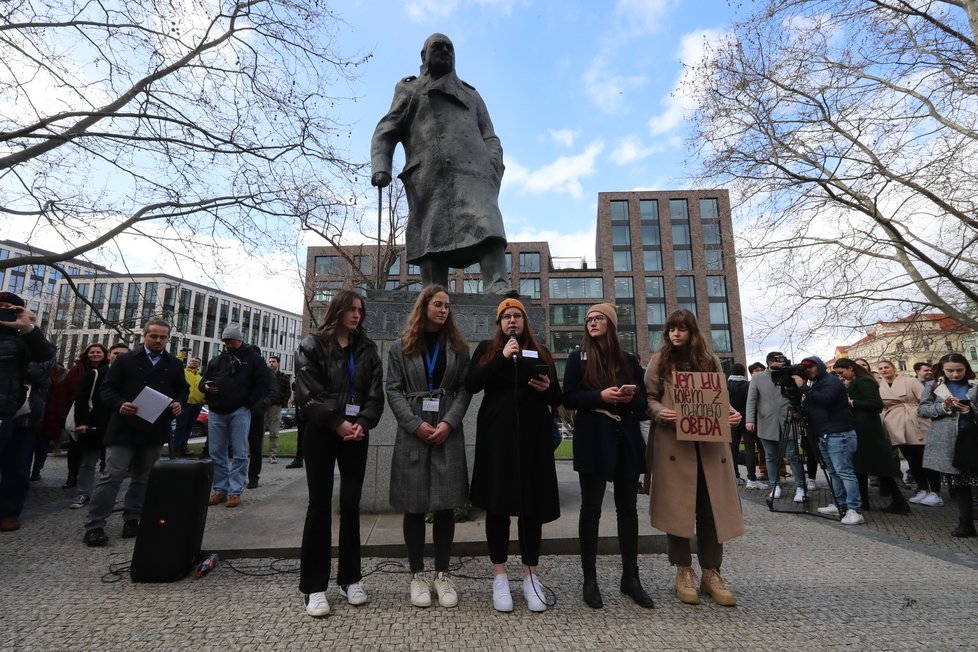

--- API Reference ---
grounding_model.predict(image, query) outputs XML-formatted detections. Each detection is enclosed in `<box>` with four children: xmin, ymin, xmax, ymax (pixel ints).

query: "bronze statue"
<box><xmin>371</xmin><ymin>33</ymin><xmax>510</xmax><ymax>294</ymax></box>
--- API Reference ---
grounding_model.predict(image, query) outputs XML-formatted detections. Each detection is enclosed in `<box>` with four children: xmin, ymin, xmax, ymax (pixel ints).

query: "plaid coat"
<box><xmin>385</xmin><ymin>338</ymin><xmax>472</xmax><ymax>512</ymax></box>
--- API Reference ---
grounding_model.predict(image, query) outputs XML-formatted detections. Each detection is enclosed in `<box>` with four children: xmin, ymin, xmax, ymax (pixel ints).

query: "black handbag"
<box><xmin>952</xmin><ymin>416</ymin><xmax>978</xmax><ymax>475</ymax></box>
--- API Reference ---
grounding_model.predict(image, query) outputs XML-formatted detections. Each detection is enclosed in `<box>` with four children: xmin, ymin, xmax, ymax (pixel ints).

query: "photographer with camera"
<box><xmin>793</xmin><ymin>357</ymin><xmax>864</xmax><ymax>524</ymax></box>
<box><xmin>746</xmin><ymin>352</ymin><xmax>808</xmax><ymax>501</ymax></box>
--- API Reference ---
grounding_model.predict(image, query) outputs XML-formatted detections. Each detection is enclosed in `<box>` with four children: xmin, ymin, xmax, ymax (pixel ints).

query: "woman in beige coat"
<box><xmin>877</xmin><ymin>360</ymin><xmax>942</xmax><ymax>506</ymax></box>
<box><xmin>644</xmin><ymin>309</ymin><xmax>744</xmax><ymax>607</ymax></box>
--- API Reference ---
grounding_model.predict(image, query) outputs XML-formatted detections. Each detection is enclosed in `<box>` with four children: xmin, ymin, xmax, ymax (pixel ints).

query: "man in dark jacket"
<box><xmin>0</xmin><ymin>292</ymin><xmax>56</xmax><ymax>532</ymax></box>
<box><xmin>793</xmin><ymin>356</ymin><xmax>863</xmax><ymax>525</ymax></box>
<box><xmin>83</xmin><ymin>318</ymin><xmax>189</xmax><ymax>546</ymax></box>
<box><xmin>201</xmin><ymin>323</ymin><xmax>270</xmax><ymax>507</ymax></box>
<box><xmin>246</xmin><ymin>348</ymin><xmax>279</xmax><ymax>489</ymax></box>
<box><xmin>264</xmin><ymin>355</ymin><xmax>291</xmax><ymax>464</ymax></box>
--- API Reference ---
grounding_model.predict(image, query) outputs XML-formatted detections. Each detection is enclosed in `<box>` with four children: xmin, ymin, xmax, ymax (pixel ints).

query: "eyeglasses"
<box><xmin>585</xmin><ymin>315</ymin><xmax>607</xmax><ymax>324</ymax></box>
<box><xmin>500</xmin><ymin>312</ymin><xmax>523</xmax><ymax>321</ymax></box>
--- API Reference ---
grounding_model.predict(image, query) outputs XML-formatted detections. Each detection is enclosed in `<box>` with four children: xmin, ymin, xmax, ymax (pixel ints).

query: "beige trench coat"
<box><xmin>644</xmin><ymin>354</ymin><xmax>745</xmax><ymax>543</ymax></box>
<box><xmin>879</xmin><ymin>375</ymin><xmax>928</xmax><ymax>446</ymax></box>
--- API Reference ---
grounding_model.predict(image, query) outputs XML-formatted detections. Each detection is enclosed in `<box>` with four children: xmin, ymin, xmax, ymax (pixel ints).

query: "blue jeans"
<box><xmin>0</xmin><ymin>418</ymin><xmax>34</xmax><ymax>519</ymax></box>
<box><xmin>760</xmin><ymin>437</ymin><xmax>806</xmax><ymax>490</ymax></box>
<box><xmin>818</xmin><ymin>430</ymin><xmax>861</xmax><ymax>512</ymax></box>
<box><xmin>172</xmin><ymin>403</ymin><xmax>204</xmax><ymax>451</ymax></box>
<box><xmin>208</xmin><ymin>406</ymin><xmax>251</xmax><ymax>496</ymax></box>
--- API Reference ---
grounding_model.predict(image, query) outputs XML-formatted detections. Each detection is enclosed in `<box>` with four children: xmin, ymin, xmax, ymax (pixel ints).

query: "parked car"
<box><xmin>558</xmin><ymin>422</ymin><xmax>573</xmax><ymax>440</ymax></box>
<box><xmin>190</xmin><ymin>405</ymin><xmax>209</xmax><ymax>438</ymax></box>
<box><xmin>280</xmin><ymin>407</ymin><xmax>296</xmax><ymax>429</ymax></box>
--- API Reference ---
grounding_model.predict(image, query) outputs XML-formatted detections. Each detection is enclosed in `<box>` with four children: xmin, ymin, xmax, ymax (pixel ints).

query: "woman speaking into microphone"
<box><xmin>465</xmin><ymin>297</ymin><xmax>561</xmax><ymax>613</ymax></box>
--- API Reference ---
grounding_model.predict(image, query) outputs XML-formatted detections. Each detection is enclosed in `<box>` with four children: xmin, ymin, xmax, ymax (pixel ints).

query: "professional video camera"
<box><xmin>766</xmin><ymin>354</ymin><xmax>806</xmax><ymax>405</ymax></box>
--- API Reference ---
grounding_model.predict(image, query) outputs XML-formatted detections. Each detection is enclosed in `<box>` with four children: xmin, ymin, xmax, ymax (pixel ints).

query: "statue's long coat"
<box><xmin>371</xmin><ymin>71</ymin><xmax>506</xmax><ymax>267</ymax></box>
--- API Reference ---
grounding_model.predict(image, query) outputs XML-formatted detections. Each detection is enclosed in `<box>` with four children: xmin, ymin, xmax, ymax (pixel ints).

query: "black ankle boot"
<box><xmin>620</xmin><ymin>573</ymin><xmax>655</xmax><ymax>609</ymax></box>
<box><xmin>583</xmin><ymin>576</ymin><xmax>603</xmax><ymax>609</ymax></box>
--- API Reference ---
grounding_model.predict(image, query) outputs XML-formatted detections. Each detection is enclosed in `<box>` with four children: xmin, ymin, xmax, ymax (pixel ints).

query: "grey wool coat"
<box><xmin>745</xmin><ymin>369</ymin><xmax>790</xmax><ymax>442</ymax></box>
<box><xmin>385</xmin><ymin>338</ymin><xmax>473</xmax><ymax>513</ymax></box>
<box><xmin>919</xmin><ymin>381</ymin><xmax>978</xmax><ymax>476</ymax></box>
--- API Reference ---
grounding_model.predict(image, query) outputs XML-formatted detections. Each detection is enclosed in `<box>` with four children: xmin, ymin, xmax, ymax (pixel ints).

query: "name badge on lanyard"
<box><xmin>345</xmin><ymin>348</ymin><xmax>359</xmax><ymax>418</ymax></box>
<box><xmin>423</xmin><ymin>340</ymin><xmax>441</xmax><ymax>413</ymax></box>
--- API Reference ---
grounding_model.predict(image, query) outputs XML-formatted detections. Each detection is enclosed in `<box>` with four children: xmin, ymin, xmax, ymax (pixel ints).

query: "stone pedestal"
<box><xmin>357</xmin><ymin>290</ymin><xmax>542</xmax><ymax>512</ymax></box>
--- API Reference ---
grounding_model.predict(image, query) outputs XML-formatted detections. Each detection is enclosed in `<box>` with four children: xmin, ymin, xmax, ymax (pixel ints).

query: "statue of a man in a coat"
<box><xmin>371</xmin><ymin>33</ymin><xmax>511</xmax><ymax>294</ymax></box>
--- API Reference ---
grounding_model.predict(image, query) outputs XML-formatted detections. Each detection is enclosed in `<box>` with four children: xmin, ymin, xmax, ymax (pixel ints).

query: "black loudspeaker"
<box><xmin>130</xmin><ymin>458</ymin><xmax>214</xmax><ymax>582</ymax></box>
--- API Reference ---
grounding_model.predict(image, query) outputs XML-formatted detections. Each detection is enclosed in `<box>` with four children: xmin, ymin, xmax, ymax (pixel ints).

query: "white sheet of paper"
<box><xmin>132</xmin><ymin>386</ymin><xmax>173</xmax><ymax>423</ymax></box>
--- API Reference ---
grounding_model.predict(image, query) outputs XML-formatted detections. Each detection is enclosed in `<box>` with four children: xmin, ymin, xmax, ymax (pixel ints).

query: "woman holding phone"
<box><xmin>644</xmin><ymin>309</ymin><xmax>743</xmax><ymax>607</ymax></box>
<box><xmin>465</xmin><ymin>297</ymin><xmax>561</xmax><ymax>613</ymax></box>
<box><xmin>562</xmin><ymin>303</ymin><xmax>653</xmax><ymax>609</ymax></box>
<box><xmin>386</xmin><ymin>285</ymin><xmax>472</xmax><ymax>608</ymax></box>
<box><xmin>294</xmin><ymin>290</ymin><xmax>385</xmax><ymax>617</ymax></box>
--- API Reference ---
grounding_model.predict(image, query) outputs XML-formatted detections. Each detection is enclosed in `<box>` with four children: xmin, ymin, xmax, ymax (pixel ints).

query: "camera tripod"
<box><xmin>765</xmin><ymin>405</ymin><xmax>844</xmax><ymax>518</ymax></box>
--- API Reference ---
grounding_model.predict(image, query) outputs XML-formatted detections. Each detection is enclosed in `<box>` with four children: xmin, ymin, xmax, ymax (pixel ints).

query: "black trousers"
<box><xmin>486</xmin><ymin>512</ymin><xmax>542</xmax><ymax>567</ymax></box>
<box><xmin>578</xmin><ymin>448</ymin><xmax>639</xmax><ymax>577</ymax></box>
<box><xmin>857</xmin><ymin>472</ymin><xmax>908</xmax><ymax>509</ymax></box>
<box><xmin>247</xmin><ymin>409</ymin><xmax>263</xmax><ymax>483</ymax></box>
<box><xmin>729</xmin><ymin>424</ymin><xmax>758</xmax><ymax>481</ymax></box>
<box><xmin>667</xmin><ymin>445</ymin><xmax>723</xmax><ymax>568</ymax></box>
<box><xmin>403</xmin><ymin>510</ymin><xmax>454</xmax><ymax>573</ymax></box>
<box><xmin>295</xmin><ymin>411</ymin><xmax>306</xmax><ymax>461</ymax></box>
<box><xmin>298</xmin><ymin>430</ymin><xmax>368</xmax><ymax>594</ymax></box>
<box><xmin>899</xmin><ymin>444</ymin><xmax>941</xmax><ymax>493</ymax></box>
<box><xmin>955</xmin><ymin>485</ymin><xmax>975</xmax><ymax>529</ymax></box>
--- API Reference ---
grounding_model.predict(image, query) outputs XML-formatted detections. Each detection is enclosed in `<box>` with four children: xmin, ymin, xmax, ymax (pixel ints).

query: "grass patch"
<box><xmin>554</xmin><ymin>439</ymin><xmax>573</xmax><ymax>461</ymax></box>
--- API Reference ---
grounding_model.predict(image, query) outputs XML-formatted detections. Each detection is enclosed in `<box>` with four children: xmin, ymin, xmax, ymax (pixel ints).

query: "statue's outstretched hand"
<box><xmin>371</xmin><ymin>171</ymin><xmax>392</xmax><ymax>188</ymax></box>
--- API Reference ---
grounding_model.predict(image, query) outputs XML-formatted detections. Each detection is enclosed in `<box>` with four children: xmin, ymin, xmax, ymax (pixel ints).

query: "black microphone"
<box><xmin>508</xmin><ymin>328</ymin><xmax>518</xmax><ymax>364</ymax></box>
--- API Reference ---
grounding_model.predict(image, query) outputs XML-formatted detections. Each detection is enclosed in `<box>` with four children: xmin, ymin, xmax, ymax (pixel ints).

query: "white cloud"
<box><xmin>406</xmin><ymin>0</ymin><xmax>460</xmax><ymax>21</ymax></box>
<box><xmin>648</xmin><ymin>28</ymin><xmax>728</xmax><ymax>136</ymax></box>
<box><xmin>503</xmin><ymin>140</ymin><xmax>605</xmax><ymax>198</ymax></box>
<box><xmin>609</xmin><ymin>135</ymin><xmax>659</xmax><ymax>165</ymax></box>
<box><xmin>547</xmin><ymin>129</ymin><xmax>579</xmax><ymax>148</ymax></box>
<box><xmin>506</xmin><ymin>226</ymin><xmax>596</xmax><ymax>265</ymax></box>
<box><xmin>611</xmin><ymin>0</ymin><xmax>674</xmax><ymax>39</ymax></box>
<box><xmin>582</xmin><ymin>57</ymin><xmax>648</xmax><ymax>115</ymax></box>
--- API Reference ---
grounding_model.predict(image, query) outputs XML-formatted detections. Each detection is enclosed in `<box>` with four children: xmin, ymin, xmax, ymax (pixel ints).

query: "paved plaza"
<box><xmin>3</xmin><ymin>455</ymin><xmax>978</xmax><ymax>651</ymax></box>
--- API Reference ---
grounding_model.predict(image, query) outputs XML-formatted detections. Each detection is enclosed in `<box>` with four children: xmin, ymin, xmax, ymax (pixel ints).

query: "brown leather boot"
<box><xmin>700</xmin><ymin>568</ymin><xmax>736</xmax><ymax>606</ymax></box>
<box><xmin>674</xmin><ymin>566</ymin><xmax>700</xmax><ymax>605</ymax></box>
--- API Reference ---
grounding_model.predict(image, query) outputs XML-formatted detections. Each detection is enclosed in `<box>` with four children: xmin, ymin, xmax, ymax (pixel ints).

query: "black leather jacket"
<box><xmin>294</xmin><ymin>333</ymin><xmax>384</xmax><ymax>434</ymax></box>
<box><xmin>0</xmin><ymin>326</ymin><xmax>56</xmax><ymax>418</ymax></box>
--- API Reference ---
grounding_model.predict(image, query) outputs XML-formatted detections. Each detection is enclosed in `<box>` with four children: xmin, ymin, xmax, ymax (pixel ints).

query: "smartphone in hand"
<box><xmin>618</xmin><ymin>384</ymin><xmax>637</xmax><ymax>392</ymax></box>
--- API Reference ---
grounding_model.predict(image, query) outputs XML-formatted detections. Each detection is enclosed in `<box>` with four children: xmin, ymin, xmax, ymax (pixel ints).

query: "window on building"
<box><xmin>551</xmin><ymin>330</ymin><xmax>584</xmax><ymax>353</ymax></box>
<box><xmin>384</xmin><ymin>280</ymin><xmax>399</xmax><ymax>290</ymax></box>
<box><xmin>970</xmin><ymin>347</ymin><xmax>977</xmax><ymax>361</ymax></box>
<box><xmin>388</xmin><ymin>255</ymin><xmax>401</xmax><ymax>276</ymax></box>
<box><xmin>646</xmin><ymin>276</ymin><xmax>665</xmax><ymax>298</ymax></box>
<box><xmin>617</xmin><ymin>303</ymin><xmax>636</xmax><ymax>326</ymax></box>
<box><xmin>673</xmin><ymin>250</ymin><xmax>693</xmax><ymax>270</ymax></box>
<box><xmin>612</xmin><ymin>251</ymin><xmax>632</xmax><ymax>272</ymax></box>
<box><xmin>649</xmin><ymin>329</ymin><xmax>665</xmax><ymax>350</ymax></box>
<box><xmin>672</xmin><ymin>223</ymin><xmax>691</xmax><ymax>245</ymax></box>
<box><xmin>643</xmin><ymin>250</ymin><xmax>662</xmax><ymax>271</ymax></box>
<box><xmin>642</xmin><ymin>224</ymin><xmax>661</xmax><ymax>245</ymax></box>
<box><xmin>519</xmin><ymin>252</ymin><xmax>541</xmax><ymax>273</ymax></box>
<box><xmin>407</xmin><ymin>264</ymin><xmax>421</xmax><ymax>276</ymax></box>
<box><xmin>647</xmin><ymin>303</ymin><xmax>666</xmax><ymax>326</ymax></box>
<box><xmin>610</xmin><ymin>200</ymin><xmax>629</xmax><ymax>221</ymax></box>
<box><xmin>711</xmin><ymin>329</ymin><xmax>732</xmax><ymax>352</ymax></box>
<box><xmin>699</xmin><ymin>198</ymin><xmax>720</xmax><ymax>220</ymax></box>
<box><xmin>548</xmin><ymin>277</ymin><xmax>603</xmax><ymax>299</ymax></box>
<box><xmin>639</xmin><ymin>199</ymin><xmax>658</xmax><ymax>220</ymax></box>
<box><xmin>505</xmin><ymin>252</ymin><xmax>512</xmax><ymax>272</ymax></box>
<box><xmin>707</xmin><ymin>276</ymin><xmax>727</xmax><ymax>297</ymax></box>
<box><xmin>312</xmin><ymin>280</ymin><xmax>343</xmax><ymax>302</ymax></box>
<box><xmin>898</xmin><ymin>360</ymin><xmax>907</xmax><ymax>371</ymax></box>
<box><xmin>550</xmin><ymin>304</ymin><xmax>591</xmax><ymax>326</ymax></box>
<box><xmin>463</xmin><ymin>279</ymin><xmax>483</xmax><ymax>293</ymax></box>
<box><xmin>519</xmin><ymin>278</ymin><xmax>541</xmax><ymax>299</ymax></box>
<box><xmin>676</xmin><ymin>276</ymin><xmax>697</xmax><ymax>315</ymax></box>
<box><xmin>463</xmin><ymin>262</ymin><xmax>479</xmax><ymax>274</ymax></box>
<box><xmin>896</xmin><ymin>342</ymin><xmax>905</xmax><ymax>354</ymax></box>
<box><xmin>314</xmin><ymin>255</ymin><xmax>343</xmax><ymax>276</ymax></box>
<box><xmin>619</xmin><ymin>330</ymin><xmax>637</xmax><ymax>353</ymax></box>
<box><xmin>355</xmin><ymin>255</ymin><xmax>372</xmax><ymax>276</ymax></box>
<box><xmin>709</xmin><ymin>302</ymin><xmax>729</xmax><ymax>325</ymax></box>
<box><xmin>702</xmin><ymin>223</ymin><xmax>721</xmax><ymax>245</ymax></box>
<box><xmin>668</xmin><ymin>199</ymin><xmax>689</xmax><ymax>220</ymax></box>
<box><xmin>705</xmin><ymin>249</ymin><xmax>723</xmax><ymax>270</ymax></box>
<box><xmin>611</xmin><ymin>225</ymin><xmax>631</xmax><ymax>246</ymax></box>
<box><xmin>614</xmin><ymin>277</ymin><xmax>634</xmax><ymax>299</ymax></box>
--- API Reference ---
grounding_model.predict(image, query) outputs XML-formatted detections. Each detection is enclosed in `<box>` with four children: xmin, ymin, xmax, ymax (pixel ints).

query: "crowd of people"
<box><xmin>3</xmin><ymin>284</ymin><xmax>976</xmax><ymax>620</ymax></box>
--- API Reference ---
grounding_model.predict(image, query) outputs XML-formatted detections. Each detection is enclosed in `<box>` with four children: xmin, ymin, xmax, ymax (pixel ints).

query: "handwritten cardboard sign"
<box><xmin>672</xmin><ymin>371</ymin><xmax>731</xmax><ymax>443</ymax></box>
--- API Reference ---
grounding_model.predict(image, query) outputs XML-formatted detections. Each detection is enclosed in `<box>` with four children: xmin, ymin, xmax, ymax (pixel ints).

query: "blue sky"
<box><xmin>333</xmin><ymin>0</ymin><xmax>739</xmax><ymax>266</ymax></box>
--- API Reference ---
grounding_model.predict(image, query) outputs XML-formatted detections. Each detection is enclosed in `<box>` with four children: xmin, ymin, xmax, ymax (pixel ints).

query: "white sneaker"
<box><xmin>341</xmin><ymin>581</ymin><xmax>368</xmax><ymax>606</ymax></box>
<box><xmin>806</xmin><ymin>479</ymin><xmax>817</xmax><ymax>491</ymax></box>
<box><xmin>793</xmin><ymin>487</ymin><xmax>806</xmax><ymax>503</ymax></box>
<box><xmin>433</xmin><ymin>572</ymin><xmax>458</xmax><ymax>608</ymax></box>
<box><xmin>769</xmin><ymin>485</ymin><xmax>782</xmax><ymax>499</ymax></box>
<box><xmin>523</xmin><ymin>575</ymin><xmax>547</xmax><ymax>612</ymax></box>
<box><xmin>410</xmin><ymin>572</ymin><xmax>432</xmax><ymax>608</ymax></box>
<box><xmin>746</xmin><ymin>480</ymin><xmax>767</xmax><ymax>490</ymax></box>
<box><xmin>69</xmin><ymin>494</ymin><xmax>89</xmax><ymax>509</ymax></box>
<box><xmin>920</xmin><ymin>492</ymin><xmax>944</xmax><ymax>507</ymax></box>
<box><xmin>269</xmin><ymin>454</ymin><xmax>277</xmax><ymax>464</ymax></box>
<box><xmin>908</xmin><ymin>490</ymin><xmax>927</xmax><ymax>504</ymax></box>
<box><xmin>305</xmin><ymin>592</ymin><xmax>330</xmax><ymax>617</ymax></box>
<box><xmin>817</xmin><ymin>504</ymin><xmax>840</xmax><ymax>516</ymax></box>
<box><xmin>840</xmin><ymin>510</ymin><xmax>865</xmax><ymax>525</ymax></box>
<box><xmin>736</xmin><ymin>477</ymin><xmax>746</xmax><ymax>486</ymax></box>
<box><xmin>492</xmin><ymin>574</ymin><xmax>513</xmax><ymax>612</ymax></box>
